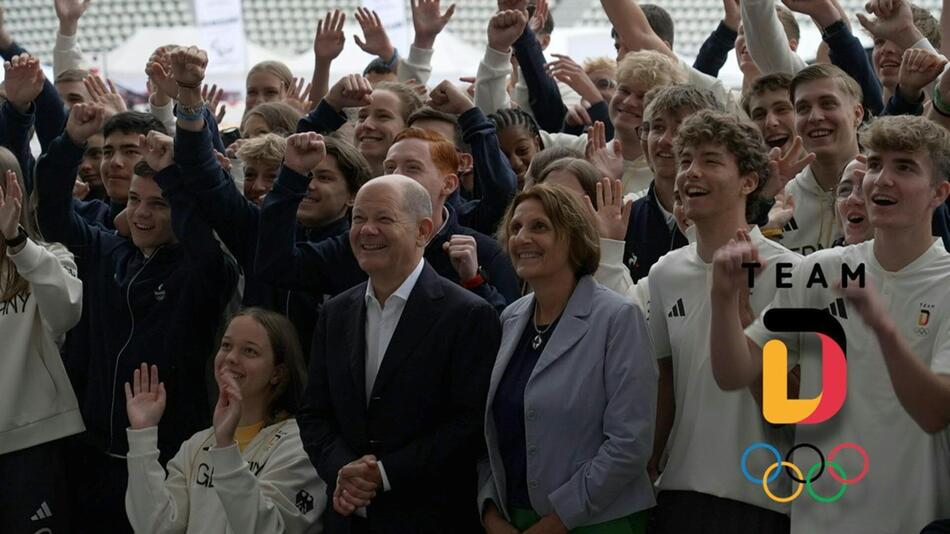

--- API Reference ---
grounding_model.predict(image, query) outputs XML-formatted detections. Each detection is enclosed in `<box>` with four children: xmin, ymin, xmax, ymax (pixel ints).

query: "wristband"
<box><xmin>384</xmin><ymin>48</ymin><xmax>399</xmax><ymax>70</ymax></box>
<box><xmin>461</xmin><ymin>273</ymin><xmax>485</xmax><ymax>289</ymax></box>
<box><xmin>932</xmin><ymin>83</ymin><xmax>950</xmax><ymax>116</ymax></box>
<box><xmin>4</xmin><ymin>225</ymin><xmax>28</xmax><ymax>249</ymax></box>
<box><xmin>175</xmin><ymin>101</ymin><xmax>205</xmax><ymax>121</ymax></box>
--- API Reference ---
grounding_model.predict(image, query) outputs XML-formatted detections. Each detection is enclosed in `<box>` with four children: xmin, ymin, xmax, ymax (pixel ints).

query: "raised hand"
<box><xmin>124</xmin><ymin>363</ymin><xmax>167</xmax><ymax>430</ymax></box>
<box><xmin>427</xmin><ymin>80</ymin><xmax>475</xmax><ymax>115</ymax></box>
<box><xmin>146</xmin><ymin>44</ymin><xmax>179</xmax><ymax>100</ymax></box>
<box><xmin>3</xmin><ymin>54</ymin><xmax>45</xmax><ymax>113</ymax></box>
<box><xmin>139</xmin><ymin>131</ymin><xmax>175</xmax><ymax>172</ymax></box>
<box><xmin>202</xmin><ymin>83</ymin><xmax>227</xmax><ymax>124</ymax></box>
<box><xmin>764</xmin><ymin>190</ymin><xmax>796</xmax><ymax>232</ymax></box>
<box><xmin>285</xmin><ymin>132</ymin><xmax>327</xmax><ymax>176</ymax></box>
<box><xmin>459</xmin><ymin>76</ymin><xmax>476</xmax><ymax>98</ymax></box>
<box><xmin>66</xmin><ymin>103</ymin><xmax>107</xmax><ymax>146</ymax></box>
<box><xmin>213</xmin><ymin>369</ymin><xmax>243</xmax><ymax>448</ymax></box>
<box><xmin>54</xmin><ymin>0</ymin><xmax>91</xmax><ymax>35</ymax></box>
<box><xmin>442</xmin><ymin>235</ymin><xmax>479</xmax><ymax>281</ymax></box>
<box><xmin>565</xmin><ymin>102</ymin><xmax>593</xmax><ymax>127</ymax></box>
<box><xmin>856</xmin><ymin>0</ymin><xmax>922</xmax><ymax>49</ymax></box>
<box><xmin>0</xmin><ymin>170</ymin><xmax>22</xmax><ymax>241</ymax></box>
<box><xmin>284</xmin><ymin>77</ymin><xmax>315</xmax><ymax>115</ymax></box>
<box><xmin>354</xmin><ymin>7</ymin><xmax>395</xmax><ymax>60</ymax></box>
<box><xmin>781</xmin><ymin>0</ymin><xmax>841</xmax><ymax>29</ymax></box>
<box><xmin>734</xmin><ymin>229</ymin><xmax>759</xmax><ymax>328</ymax></box>
<box><xmin>762</xmin><ymin>136</ymin><xmax>815</xmax><ymax>199</ymax></box>
<box><xmin>898</xmin><ymin>48</ymin><xmax>948</xmax><ymax>101</ymax></box>
<box><xmin>546</xmin><ymin>54</ymin><xmax>602</xmax><ymax>103</ymax></box>
<box><xmin>711</xmin><ymin>235</ymin><xmax>766</xmax><ymax>298</ymax></box>
<box><xmin>73</xmin><ymin>178</ymin><xmax>90</xmax><ymax>200</ymax></box>
<box><xmin>584</xmin><ymin>177</ymin><xmax>631</xmax><ymax>241</ymax></box>
<box><xmin>324</xmin><ymin>74</ymin><xmax>373</xmax><ymax>112</ymax></box>
<box><xmin>314</xmin><ymin>10</ymin><xmax>346</xmax><ymax>62</ymax></box>
<box><xmin>528</xmin><ymin>0</ymin><xmax>550</xmax><ymax>35</ymax></box>
<box><xmin>487</xmin><ymin>9</ymin><xmax>528</xmax><ymax>53</ymax></box>
<box><xmin>170</xmin><ymin>45</ymin><xmax>208</xmax><ymax>90</ymax></box>
<box><xmin>84</xmin><ymin>76</ymin><xmax>128</xmax><ymax>119</ymax></box>
<box><xmin>585</xmin><ymin>121</ymin><xmax>623</xmax><ymax>181</ymax></box>
<box><xmin>411</xmin><ymin>0</ymin><xmax>456</xmax><ymax>49</ymax></box>
<box><xmin>835</xmin><ymin>279</ymin><xmax>889</xmax><ymax>330</ymax></box>
<box><xmin>722</xmin><ymin>0</ymin><xmax>740</xmax><ymax>31</ymax></box>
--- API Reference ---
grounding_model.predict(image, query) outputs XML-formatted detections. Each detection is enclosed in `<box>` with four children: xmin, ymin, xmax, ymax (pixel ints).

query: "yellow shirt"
<box><xmin>235</xmin><ymin>421</ymin><xmax>265</xmax><ymax>452</ymax></box>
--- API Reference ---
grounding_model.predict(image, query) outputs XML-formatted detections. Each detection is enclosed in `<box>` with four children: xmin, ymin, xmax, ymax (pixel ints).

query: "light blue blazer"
<box><xmin>478</xmin><ymin>276</ymin><xmax>658</xmax><ymax>529</ymax></box>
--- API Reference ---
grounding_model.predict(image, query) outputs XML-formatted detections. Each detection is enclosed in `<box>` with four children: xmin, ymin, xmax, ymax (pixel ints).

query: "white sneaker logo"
<box><xmin>30</xmin><ymin>501</ymin><xmax>52</xmax><ymax>521</ymax></box>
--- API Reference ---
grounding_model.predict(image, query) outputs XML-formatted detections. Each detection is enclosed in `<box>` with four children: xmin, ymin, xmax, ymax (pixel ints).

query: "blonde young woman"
<box><xmin>125</xmin><ymin>308</ymin><xmax>325</xmax><ymax>533</ymax></box>
<box><xmin>0</xmin><ymin>149</ymin><xmax>84</xmax><ymax>533</ymax></box>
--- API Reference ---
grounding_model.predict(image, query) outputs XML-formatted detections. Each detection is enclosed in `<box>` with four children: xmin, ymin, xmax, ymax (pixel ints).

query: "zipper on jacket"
<box><xmin>107</xmin><ymin>247</ymin><xmax>162</xmax><ymax>456</ymax></box>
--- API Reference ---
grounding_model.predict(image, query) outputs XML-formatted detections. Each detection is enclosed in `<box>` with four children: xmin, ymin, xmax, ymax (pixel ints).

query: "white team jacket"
<box><xmin>0</xmin><ymin>240</ymin><xmax>84</xmax><ymax>455</ymax></box>
<box><xmin>126</xmin><ymin>419</ymin><xmax>325</xmax><ymax>534</ymax></box>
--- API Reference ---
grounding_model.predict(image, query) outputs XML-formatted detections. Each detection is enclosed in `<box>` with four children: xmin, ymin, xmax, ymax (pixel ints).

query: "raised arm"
<box><xmin>511</xmin><ymin>25</ymin><xmax>566</xmax><ymax>133</ymax></box>
<box><xmin>1</xmin><ymin>55</ymin><xmax>44</xmax><ymax>192</ymax></box>
<box><xmin>298</xmin><ymin>74</ymin><xmax>372</xmax><ymax>134</ymax></box>
<box><xmin>741</xmin><ymin>0</ymin><xmax>807</xmax><ymax>75</ymax></box>
<box><xmin>428</xmin><ymin>80</ymin><xmax>517</xmax><ymax>235</ymax></box>
<box><xmin>474</xmin><ymin>10</ymin><xmax>527</xmax><ymax>115</ymax></box>
<box><xmin>53</xmin><ymin>0</ymin><xmax>89</xmax><ymax>76</ymax></box>
<box><xmin>255</xmin><ymin>132</ymin><xmax>358</xmax><ymax>295</ymax></box>
<box><xmin>400</xmin><ymin>0</ymin><xmax>456</xmax><ymax>85</ymax></box>
<box><xmin>1</xmin><ymin>172</ymin><xmax>83</xmax><ymax>335</ymax></box>
<box><xmin>310</xmin><ymin>10</ymin><xmax>346</xmax><ymax>104</ymax></box>
<box><xmin>693</xmin><ymin>0</ymin><xmax>740</xmax><ymax>77</ymax></box>
<box><xmin>599</xmin><ymin>0</ymin><xmax>676</xmax><ymax>58</ymax></box>
<box><xmin>35</xmin><ymin>103</ymin><xmax>107</xmax><ymax>248</ymax></box>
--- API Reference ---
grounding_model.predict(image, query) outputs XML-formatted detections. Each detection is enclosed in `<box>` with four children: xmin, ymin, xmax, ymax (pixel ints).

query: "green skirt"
<box><xmin>509</xmin><ymin>507</ymin><xmax>648</xmax><ymax>534</ymax></box>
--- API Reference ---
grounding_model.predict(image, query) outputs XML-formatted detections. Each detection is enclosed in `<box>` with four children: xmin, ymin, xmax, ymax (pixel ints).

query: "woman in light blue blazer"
<box><xmin>479</xmin><ymin>184</ymin><xmax>658</xmax><ymax>533</ymax></box>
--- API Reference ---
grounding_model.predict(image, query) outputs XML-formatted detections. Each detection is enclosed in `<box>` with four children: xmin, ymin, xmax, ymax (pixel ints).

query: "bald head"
<box><xmin>357</xmin><ymin>174</ymin><xmax>433</xmax><ymax>222</ymax></box>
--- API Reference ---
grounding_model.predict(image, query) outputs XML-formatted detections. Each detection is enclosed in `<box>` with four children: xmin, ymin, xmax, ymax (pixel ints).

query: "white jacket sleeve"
<box><xmin>125</xmin><ymin>426</ymin><xmax>190</xmax><ymax>534</ymax></box>
<box><xmin>150</xmin><ymin>97</ymin><xmax>178</xmax><ymax>139</ymax></box>
<box><xmin>475</xmin><ymin>46</ymin><xmax>514</xmax><ymax>116</ymax></box>
<box><xmin>397</xmin><ymin>45</ymin><xmax>433</xmax><ymax>86</ymax></box>
<box><xmin>8</xmin><ymin>240</ymin><xmax>82</xmax><ymax>336</ymax></box>
<box><xmin>741</xmin><ymin>0</ymin><xmax>807</xmax><ymax>75</ymax></box>
<box><xmin>593</xmin><ymin>238</ymin><xmax>647</xmax><ymax>313</ymax></box>
<box><xmin>210</xmin><ymin>431</ymin><xmax>326</xmax><ymax>534</ymax></box>
<box><xmin>53</xmin><ymin>32</ymin><xmax>84</xmax><ymax>78</ymax></box>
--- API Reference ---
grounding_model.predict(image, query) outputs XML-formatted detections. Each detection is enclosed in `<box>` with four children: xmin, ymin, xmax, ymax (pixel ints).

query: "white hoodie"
<box><xmin>0</xmin><ymin>239</ymin><xmax>84</xmax><ymax>455</ymax></box>
<box><xmin>126</xmin><ymin>419</ymin><xmax>325</xmax><ymax>534</ymax></box>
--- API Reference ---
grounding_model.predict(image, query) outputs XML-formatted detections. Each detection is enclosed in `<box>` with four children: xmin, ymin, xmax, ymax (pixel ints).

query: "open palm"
<box><xmin>125</xmin><ymin>363</ymin><xmax>166</xmax><ymax>430</ymax></box>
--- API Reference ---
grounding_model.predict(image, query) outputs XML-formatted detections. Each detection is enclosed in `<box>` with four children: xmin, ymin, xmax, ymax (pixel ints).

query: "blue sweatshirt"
<box><xmin>35</xmin><ymin>133</ymin><xmax>237</xmax><ymax>462</ymax></box>
<box><xmin>255</xmin><ymin>165</ymin><xmax>520</xmax><ymax>313</ymax></box>
<box><xmin>453</xmin><ymin>107</ymin><xmax>518</xmax><ymax>235</ymax></box>
<box><xmin>174</xmin><ymin>123</ymin><xmax>348</xmax><ymax>356</ymax></box>
<box><xmin>513</xmin><ymin>26</ymin><xmax>567</xmax><ymax>133</ymax></box>
<box><xmin>693</xmin><ymin>22</ymin><xmax>739</xmax><ymax>78</ymax></box>
<box><xmin>824</xmin><ymin>20</ymin><xmax>884</xmax><ymax>117</ymax></box>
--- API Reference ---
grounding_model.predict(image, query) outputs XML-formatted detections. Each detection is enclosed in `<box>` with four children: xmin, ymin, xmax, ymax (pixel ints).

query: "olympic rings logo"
<box><xmin>740</xmin><ymin>442</ymin><xmax>869</xmax><ymax>503</ymax></box>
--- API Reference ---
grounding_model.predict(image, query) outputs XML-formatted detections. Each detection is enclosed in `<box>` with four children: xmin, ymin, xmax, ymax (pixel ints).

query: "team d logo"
<box><xmin>761</xmin><ymin>308</ymin><xmax>848</xmax><ymax>425</ymax></box>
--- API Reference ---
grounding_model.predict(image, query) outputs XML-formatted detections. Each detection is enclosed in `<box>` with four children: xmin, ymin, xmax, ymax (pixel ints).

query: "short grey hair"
<box><xmin>401</xmin><ymin>179</ymin><xmax>433</xmax><ymax>222</ymax></box>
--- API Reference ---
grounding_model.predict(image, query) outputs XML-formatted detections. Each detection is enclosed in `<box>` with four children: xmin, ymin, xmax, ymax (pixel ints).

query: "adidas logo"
<box><xmin>668</xmin><ymin>298</ymin><xmax>686</xmax><ymax>318</ymax></box>
<box><xmin>784</xmin><ymin>217</ymin><xmax>799</xmax><ymax>232</ymax></box>
<box><xmin>825</xmin><ymin>298</ymin><xmax>848</xmax><ymax>319</ymax></box>
<box><xmin>31</xmin><ymin>501</ymin><xmax>52</xmax><ymax>521</ymax></box>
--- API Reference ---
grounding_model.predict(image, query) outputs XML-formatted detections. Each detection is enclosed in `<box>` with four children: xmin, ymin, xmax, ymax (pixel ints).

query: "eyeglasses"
<box><xmin>594</xmin><ymin>78</ymin><xmax>617</xmax><ymax>90</ymax></box>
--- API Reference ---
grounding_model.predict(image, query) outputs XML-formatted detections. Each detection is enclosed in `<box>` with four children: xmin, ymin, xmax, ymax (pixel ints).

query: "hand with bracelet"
<box><xmin>170</xmin><ymin>46</ymin><xmax>209</xmax><ymax>127</ymax></box>
<box><xmin>0</xmin><ymin>170</ymin><xmax>27</xmax><ymax>254</ymax></box>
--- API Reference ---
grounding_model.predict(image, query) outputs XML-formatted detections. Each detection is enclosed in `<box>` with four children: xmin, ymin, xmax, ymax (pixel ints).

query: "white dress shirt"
<box><xmin>355</xmin><ymin>257</ymin><xmax>425</xmax><ymax>503</ymax></box>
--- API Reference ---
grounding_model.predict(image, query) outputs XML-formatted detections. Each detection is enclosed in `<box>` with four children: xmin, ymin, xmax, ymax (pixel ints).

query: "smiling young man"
<box><xmin>73</xmin><ymin>111</ymin><xmax>167</xmax><ymax>230</ymax></box>
<box><xmin>709</xmin><ymin>114</ymin><xmax>950</xmax><ymax>534</ymax></box>
<box><xmin>255</xmin><ymin>127</ymin><xmax>520</xmax><ymax>315</ymax></box>
<box><xmin>743</xmin><ymin>73</ymin><xmax>796</xmax><ymax>156</ymax></box>
<box><xmin>778</xmin><ymin>64</ymin><xmax>863</xmax><ymax>255</ymax></box>
<box><xmin>645</xmin><ymin>109</ymin><xmax>800</xmax><ymax>533</ymax></box>
<box><xmin>35</xmin><ymin>100</ymin><xmax>237</xmax><ymax>532</ymax></box>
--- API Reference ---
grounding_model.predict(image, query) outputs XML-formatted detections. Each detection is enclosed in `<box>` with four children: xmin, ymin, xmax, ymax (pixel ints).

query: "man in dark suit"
<box><xmin>290</xmin><ymin>135</ymin><xmax>501</xmax><ymax>533</ymax></box>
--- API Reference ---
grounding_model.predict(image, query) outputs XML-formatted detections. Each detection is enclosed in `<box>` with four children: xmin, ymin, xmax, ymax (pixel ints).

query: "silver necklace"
<box><xmin>532</xmin><ymin>307</ymin><xmax>554</xmax><ymax>350</ymax></box>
